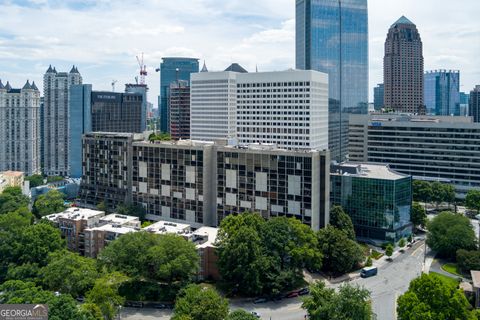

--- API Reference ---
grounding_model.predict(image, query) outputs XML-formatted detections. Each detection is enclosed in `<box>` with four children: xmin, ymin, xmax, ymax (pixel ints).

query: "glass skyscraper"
<box><xmin>296</xmin><ymin>0</ymin><xmax>368</xmax><ymax>162</ymax></box>
<box><xmin>159</xmin><ymin>58</ymin><xmax>199</xmax><ymax>133</ymax></box>
<box><xmin>424</xmin><ymin>70</ymin><xmax>460</xmax><ymax>116</ymax></box>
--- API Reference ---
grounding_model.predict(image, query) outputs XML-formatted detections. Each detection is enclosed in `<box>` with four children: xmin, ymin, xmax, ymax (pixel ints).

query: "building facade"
<box><xmin>349</xmin><ymin>114</ymin><xmax>480</xmax><ymax>197</ymax></box>
<box><xmin>159</xmin><ymin>57</ymin><xmax>199</xmax><ymax>133</ymax></box>
<box><xmin>0</xmin><ymin>171</ymin><xmax>24</xmax><ymax>193</ymax></box>
<box><xmin>0</xmin><ymin>80</ymin><xmax>41</xmax><ymax>175</ymax></box>
<box><xmin>69</xmin><ymin>84</ymin><xmax>92</xmax><ymax>178</ymax></box>
<box><xmin>125</xmin><ymin>84</ymin><xmax>148</xmax><ymax>132</ymax></box>
<box><xmin>296</xmin><ymin>0</ymin><xmax>369</xmax><ymax>161</ymax></box>
<box><xmin>383</xmin><ymin>16</ymin><xmax>424</xmax><ymax>114</ymax></box>
<box><xmin>79</xmin><ymin>134</ymin><xmax>331</xmax><ymax>230</ymax></box>
<box><xmin>424</xmin><ymin>70</ymin><xmax>460</xmax><ymax>116</ymax></box>
<box><xmin>169</xmin><ymin>80</ymin><xmax>191</xmax><ymax>140</ymax></box>
<box><xmin>470</xmin><ymin>86</ymin><xmax>480</xmax><ymax>123</ymax></box>
<box><xmin>331</xmin><ymin>162</ymin><xmax>412</xmax><ymax>242</ymax></box>
<box><xmin>43</xmin><ymin>66</ymin><xmax>82</xmax><ymax>176</ymax></box>
<box><xmin>373</xmin><ymin>84</ymin><xmax>384</xmax><ymax>111</ymax></box>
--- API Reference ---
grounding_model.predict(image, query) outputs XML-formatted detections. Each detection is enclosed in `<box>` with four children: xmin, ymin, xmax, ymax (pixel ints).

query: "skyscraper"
<box><xmin>159</xmin><ymin>58</ymin><xmax>199</xmax><ymax>133</ymax></box>
<box><xmin>43</xmin><ymin>65</ymin><xmax>82</xmax><ymax>176</ymax></box>
<box><xmin>169</xmin><ymin>80</ymin><xmax>191</xmax><ymax>140</ymax></box>
<box><xmin>125</xmin><ymin>84</ymin><xmax>148</xmax><ymax>132</ymax></box>
<box><xmin>296</xmin><ymin>0</ymin><xmax>369</xmax><ymax>161</ymax></box>
<box><xmin>0</xmin><ymin>80</ymin><xmax>41</xmax><ymax>175</ymax></box>
<box><xmin>373</xmin><ymin>84</ymin><xmax>384</xmax><ymax>110</ymax></box>
<box><xmin>424</xmin><ymin>70</ymin><xmax>460</xmax><ymax>115</ymax></box>
<box><xmin>469</xmin><ymin>85</ymin><xmax>480</xmax><ymax>122</ymax></box>
<box><xmin>383</xmin><ymin>16</ymin><xmax>425</xmax><ymax>114</ymax></box>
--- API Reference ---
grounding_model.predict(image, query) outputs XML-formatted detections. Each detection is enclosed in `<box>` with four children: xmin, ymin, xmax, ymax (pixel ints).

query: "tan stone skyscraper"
<box><xmin>384</xmin><ymin>16</ymin><xmax>425</xmax><ymax>114</ymax></box>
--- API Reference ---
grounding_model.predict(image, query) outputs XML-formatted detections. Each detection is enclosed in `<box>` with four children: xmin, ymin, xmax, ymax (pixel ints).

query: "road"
<box><xmin>122</xmin><ymin>241</ymin><xmax>425</xmax><ymax>320</ymax></box>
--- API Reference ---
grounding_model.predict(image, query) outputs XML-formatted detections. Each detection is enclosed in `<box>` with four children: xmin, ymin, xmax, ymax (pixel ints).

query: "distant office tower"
<box><xmin>159</xmin><ymin>58</ymin><xmax>199</xmax><ymax>133</ymax></box>
<box><xmin>69</xmin><ymin>84</ymin><xmax>92</xmax><ymax>178</ymax></box>
<box><xmin>125</xmin><ymin>84</ymin><xmax>147</xmax><ymax>132</ymax></box>
<box><xmin>470</xmin><ymin>86</ymin><xmax>480</xmax><ymax>122</ymax></box>
<box><xmin>373</xmin><ymin>84</ymin><xmax>384</xmax><ymax>110</ymax></box>
<box><xmin>169</xmin><ymin>80</ymin><xmax>190</xmax><ymax>140</ymax></box>
<box><xmin>459</xmin><ymin>92</ymin><xmax>469</xmax><ymax>116</ymax></box>
<box><xmin>424</xmin><ymin>70</ymin><xmax>460</xmax><ymax>115</ymax></box>
<box><xmin>43</xmin><ymin>65</ymin><xmax>82</xmax><ymax>176</ymax></box>
<box><xmin>191</xmin><ymin>66</ymin><xmax>329</xmax><ymax>151</ymax></box>
<box><xmin>296</xmin><ymin>0</ymin><xmax>369</xmax><ymax>161</ymax></box>
<box><xmin>0</xmin><ymin>80</ymin><xmax>41</xmax><ymax>175</ymax></box>
<box><xmin>383</xmin><ymin>16</ymin><xmax>425</xmax><ymax>114</ymax></box>
<box><xmin>91</xmin><ymin>91</ymin><xmax>144</xmax><ymax>133</ymax></box>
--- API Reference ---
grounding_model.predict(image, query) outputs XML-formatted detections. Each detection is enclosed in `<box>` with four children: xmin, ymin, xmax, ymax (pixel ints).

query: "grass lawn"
<box><xmin>371</xmin><ymin>250</ymin><xmax>383</xmax><ymax>260</ymax></box>
<box><xmin>441</xmin><ymin>263</ymin><xmax>463</xmax><ymax>277</ymax></box>
<box><xmin>430</xmin><ymin>272</ymin><xmax>460</xmax><ymax>287</ymax></box>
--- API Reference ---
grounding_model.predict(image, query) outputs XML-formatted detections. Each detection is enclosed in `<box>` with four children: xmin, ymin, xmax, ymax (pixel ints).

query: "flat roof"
<box><xmin>144</xmin><ymin>220</ymin><xmax>191</xmax><ymax>235</ymax></box>
<box><xmin>46</xmin><ymin>207</ymin><xmax>105</xmax><ymax>222</ymax></box>
<box><xmin>1</xmin><ymin>171</ymin><xmax>24</xmax><ymax>177</ymax></box>
<box><xmin>332</xmin><ymin>162</ymin><xmax>410</xmax><ymax>180</ymax></box>
<box><xmin>101</xmin><ymin>213</ymin><xmax>140</xmax><ymax>225</ymax></box>
<box><xmin>471</xmin><ymin>270</ymin><xmax>480</xmax><ymax>288</ymax></box>
<box><xmin>86</xmin><ymin>223</ymin><xmax>138</xmax><ymax>235</ymax></box>
<box><xmin>193</xmin><ymin>227</ymin><xmax>218</xmax><ymax>248</ymax></box>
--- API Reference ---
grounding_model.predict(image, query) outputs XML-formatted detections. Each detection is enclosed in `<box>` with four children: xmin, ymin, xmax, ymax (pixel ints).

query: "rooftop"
<box><xmin>391</xmin><ymin>15</ymin><xmax>415</xmax><ymax>27</ymax></box>
<box><xmin>144</xmin><ymin>220</ymin><xmax>191</xmax><ymax>235</ymax></box>
<box><xmin>193</xmin><ymin>227</ymin><xmax>218</xmax><ymax>248</ymax></box>
<box><xmin>100</xmin><ymin>213</ymin><xmax>140</xmax><ymax>226</ymax></box>
<box><xmin>86</xmin><ymin>223</ymin><xmax>138</xmax><ymax>235</ymax></box>
<box><xmin>472</xmin><ymin>271</ymin><xmax>480</xmax><ymax>289</ymax></box>
<box><xmin>331</xmin><ymin>162</ymin><xmax>410</xmax><ymax>180</ymax></box>
<box><xmin>46</xmin><ymin>207</ymin><xmax>105</xmax><ymax>222</ymax></box>
<box><xmin>1</xmin><ymin>171</ymin><xmax>24</xmax><ymax>178</ymax></box>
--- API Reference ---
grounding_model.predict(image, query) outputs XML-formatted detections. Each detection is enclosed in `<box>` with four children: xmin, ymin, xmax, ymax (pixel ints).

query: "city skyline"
<box><xmin>0</xmin><ymin>0</ymin><xmax>478</xmax><ymax>104</ymax></box>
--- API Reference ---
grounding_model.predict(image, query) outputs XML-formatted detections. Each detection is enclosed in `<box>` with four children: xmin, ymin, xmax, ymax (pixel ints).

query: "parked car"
<box><xmin>298</xmin><ymin>287</ymin><xmax>310</xmax><ymax>296</ymax></box>
<box><xmin>360</xmin><ymin>266</ymin><xmax>378</xmax><ymax>278</ymax></box>
<box><xmin>253</xmin><ymin>298</ymin><xmax>268</xmax><ymax>304</ymax></box>
<box><xmin>251</xmin><ymin>311</ymin><xmax>261</xmax><ymax>318</ymax></box>
<box><xmin>151</xmin><ymin>303</ymin><xmax>166</xmax><ymax>309</ymax></box>
<box><xmin>286</xmin><ymin>292</ymin><xmax>299</xmax><ymax>298</ymax></box>
<box><xmin>125</xmin><ymin>301</ymin><xmax>143</xmax><ymax>308</ymax></box>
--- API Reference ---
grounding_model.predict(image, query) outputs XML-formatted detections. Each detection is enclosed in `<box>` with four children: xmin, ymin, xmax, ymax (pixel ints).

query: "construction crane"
<box><xmin>111</xmin><ymin>80</ymin><xmax>117</xmax><ymax>92</ymax></box>
<box><xmin>136</xmin><ymin>53</ymin><xmax>147</xmax><ymax>85</ymax></box>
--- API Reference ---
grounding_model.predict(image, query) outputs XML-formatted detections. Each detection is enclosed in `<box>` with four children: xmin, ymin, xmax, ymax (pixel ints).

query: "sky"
<box><xmin>0</xmin><ymin>0</ymin><xmax>478</xmax><ymax>104</ymax></box>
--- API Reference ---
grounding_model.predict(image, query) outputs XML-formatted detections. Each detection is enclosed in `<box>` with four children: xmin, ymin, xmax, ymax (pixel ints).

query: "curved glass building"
<box><xmin>296</xmin><ymin>0</ymin><xmax>369</xmax><ymax>162</ymax></box>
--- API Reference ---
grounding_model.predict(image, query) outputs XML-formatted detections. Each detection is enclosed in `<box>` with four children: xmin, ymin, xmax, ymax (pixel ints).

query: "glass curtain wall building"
<box><xmin>159</xmin><ymin>58</ymin><xmax>199</xmax><ymax>133</ymax></box>
<box><xmin>296</xmin><ymin>0</ymin><xmax>368</xmax><ymax>162</ymax></box>
<box><xmin>424</xmin><ymin>70</ymin><xmax>460</xmax><ymax>116</ymax></box>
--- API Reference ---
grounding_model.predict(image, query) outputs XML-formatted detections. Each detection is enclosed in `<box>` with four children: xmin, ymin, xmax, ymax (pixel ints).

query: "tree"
<box><xmin>96</xmin><ymin>201</ymin><xmax>108</xmax><ymax>213</ymax></box>
<box><xmin>397</xmin><ymin>273</ymin><xmax>476</xmax><ymax>320</ymax></box>
<box><xmin>407</xmin><ymin>234</ymin><xmax>413</xmax><ymax>243</ymax></box>
<box><xmin>317</xmin><ymin>226</ymin><xmax>364</xmax><ymax>275</ymax></box>
<box><xmin>456</xmin><ymin>249</ymin><xmax>480</xmax><ymax>273</ymax></box>
<box><xmin>329</xmin><ymin>205</ymin><xmax>355</xmax><ymax>240</ymax></box>
<box><xmin>33</xmin><ymin>189</ymin><xmax>66</xmax><ymax>217</ymax></box>
<box><xmin>413</xmin><ymin>180</ymin><xmax>432</xmax><ymax>203</ymax></box>
<box><xmin>443</xmin><ymin>184</ymin><xmax>456</xmax><ymax>209</ymax></box>
<box><xmin>0</xmin><ymin>186</ymin><xmax>30</xmax><ymax>215</ymax></box>
<box><xmin>116</xmin><ymin>203</ymin><xmax>146</xmax><ymax>221</ymax></box>
<box><xmin>85</xmin><ymin>272</ymin><xmax>128</xmax><ymax>320</ymax></box>
<box><xmin>431</xmin><ymin>182</ymin><xmax>446</xmax><ymax>208</ymax></box>
<box><xmin>411</xmin><ymin>202</ymin><xmax>427</xmax><ymax>228</ymax></box>
<box><xmin>6</xmin><ymin>262</ymin><xmax>41</xmax><ymax>284</ymax></box>
<box><xmin>16</xmin><ymin>223</ymin><xmax>65</xmax><ymax>266</ymax></box>
<box><xmin>427</xmin><ymin>212</ymin><xmax>477</xmax><ymax>258</ymax></box>
<box><xmin>41</xmin><ymin>250</ymin><xmax>99</xmax><ymax>297</ymax></box>
<box><xmin>172</xmin><ymin>284</ymin><xmax>229</xmax><ymax>320</ymax></box>
<box><xmin>466</xmin><ymin>190</ymin><xmax>480</xmax><ymax>215</ymax></box>
<box><xmin>25</xmin><ymin>174</ymin><xmax>44</xmax><ymax>188</ymax></box>
<box><xmin>365</xmin><ymin>257</ymin><xmax>372</xmax><ymax>267</ymax></box>
<box><xmin>385</xmin><ymin>244</ymin><xmax>394</xmax><ymax>260</ymax></box>
<box><xmin>47</xmin><ymin>176</ymin><xmax>64</xmax><ymax>183</ymax></box>
<box><xmin>148</xmin><ymin>132</ymin><xmax>171</xmax><ymax>142</ymax></box>
<box><xmin>302</xmin><ymin>281</ymin><xmax>373</xmax><ymax>320</ymax></box>
<box><xmin>226</xmin><ymin>310</ymin><xmax>258</xmax><ymax>320</ymax></box>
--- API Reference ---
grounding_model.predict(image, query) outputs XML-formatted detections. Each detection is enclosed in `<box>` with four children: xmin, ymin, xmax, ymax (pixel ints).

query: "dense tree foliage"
<box><xmin>427</xmin><ymin>212</ymin><xmax>477</xmax><ymax>258</ymax></box>
<box><xmin>98</xmin><ymin>232</ymin><xmax>199</xmax><ymax>284</ymax></box>
<box><xmin>226</xmin><ymin>309</ymin><xmax>258</xmax><ymax>320</ymax></box>
<box><xmin>466</xmin><ymin>190</ymin><xmax>480</xmax><ymax>214</ymax></box>
<box><xmin>329</xmin><ymin>205</ymin><xmax>355</xmax><ymax>240</ymax></box>
<box><xmin>385</xmin><ymin>244</ymin><xmax>394</xmax><ymax>259</ymax></box>
<box><xmin>46</xmin><ymin>176</ymin><xmax>64</xmax><ymax>183</ymax></box>
<box><xmin>116</xmin><ymin>203</ymin><xmax>146</xmax><ymax>221</ymax></box>
<box><xmin>0</xmin><ymin>186</ymin><xmax>30</xmax><ymax>214</ymax></box>
<box><xmin>413</xmin><ymin>180</ymin><xmax>433</xmax><ymax>203</ymax></box>
<box><xmin>397</xmin><ymin>273</ymin><xmax>475</xmax><ymax>320</ymax></box>
<box><xmin>302</xmin><ymin>281</ymin><xmax>373</xmax><ymax>320</ymax></box>
<box><xmin>317</xmin><ymin>226</ymin><xmax>363</xmax><ymax>275</ymax></box>
<box><xmin>411</xmin><ymin>202</ymin><xmax>427</xmax><ymax>227</ymax></box>
<box><xmin>41</xmin><ymin>250</ymin><xmax>99</xmax><ymax>298</ymax></box>
<box><xmin>216</xmin><ymin>213</ymin><xmax>321</xmax><ymax>296</ymax></box>
<box><xmin>456</xmin><ymin>249</ymin><xmax>480</xmax><ymax>273</ymax></box>
<box><xmin>25</xmin><ymin>174</ymin><xmax>44</xmax><ymax>188</ymax></box>
<box><xmin>33</xmin><ymin>189</ymin><xmax>66</xmax><ymax>217</ymax></box>
<box><xmin>85</xmin><ymin>272</ymin><xmax>128</xmax><ymax>320</ymax></box>
<box><xmin>148</xmin><ymin>132</ymin><xmax>171</xmax><ymax>142</ymax></box>
<box><xmin>172</xmin><ymin>284</ymin><xmax>229</xmax><ymax>320</ymax></box>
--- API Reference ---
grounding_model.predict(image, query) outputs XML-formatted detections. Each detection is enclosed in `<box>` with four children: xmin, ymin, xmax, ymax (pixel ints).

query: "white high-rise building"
<box><xmin>43</xmin><ymin>65</ymin><xmax>82</xmax><ymax>176</ymax></box>
<box><xmin>0</xmin><ymin>80</ymin><xmax>41</xmax><ymax>175</ymax></box>
<box><xmin>190</xmin><ymin>65</ymin><xmax>329</xmax><ymax>151</ymax></box>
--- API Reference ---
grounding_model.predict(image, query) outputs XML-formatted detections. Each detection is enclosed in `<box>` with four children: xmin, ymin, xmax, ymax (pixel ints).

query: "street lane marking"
<box><xmin>412</xmin><ymin>246</ymin><xmax>422</xmax><ymax>257</ymax></box>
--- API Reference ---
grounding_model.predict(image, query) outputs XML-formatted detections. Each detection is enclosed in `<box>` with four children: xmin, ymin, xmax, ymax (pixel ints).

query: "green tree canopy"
<box><xmin>25</xmin><ymin>174</ymin><xmax>44</xmax><ymax>188</ymax></box>
<box><xmin>456</xmin><ymin>249</ymin><xmax>480</xmax><ymax>273</ymax></box>
<box><xmin>317</xmin><ymin>226</ymin><xmax>364</xmax><ymax>274</ymax></box>
<box><xmin>397</xmin><ymin>273</ymin><xmax>476</xmax><ymax>320</ymax></box>
<box><xmin>413</xmin><ymin>180</ymin><xmax>433</xmax><ymax>203</ymax></box>
<box><xmin>85</xmin><ymin>272</ymin><xmax>128</xmax><ymax>320</ymax></box>
<box><xmin>329</xmin><ymin>205</ymin><xmax>356</xmax><ymax>240</ymax></box>
<box><xmin>33</xmin><ymin>189</ymin><xmax>66</xmax><ymax>217</ymax></box>
<box><xmin>98</xmin><ymin>232</ymin><xmax>199</xmax><ymax>284</ymax></box>
<box><xmin>466</xmin><ymin>190</ymin><xmax>480</xmax><ymax>214</ymax></box>
<box><xmin>411</xmin><ymin>202</ymin><xmax>427</xmax><ymax>227</ymax></box>
<box><xmin>148</xmin><ymin>132</ymin><xmax>171</xmax><ymax>142</ymax></box>
<box><xmin>41</xmin><ymin>250</ymin><xmax>99</xmax><ymax>297</ymax></box>
<box><xmin>426</xmin><ymin>211</ymin><xmax>477</xmax><ymax>258</ymax></box>
<box><xmin>172</xmin><ymin>284</ymin><xmax>229</xmax><ymax>320</ymax></box>
<box><xmin>226</xmin><ymin>309</ymin><xmax>258</xmax><ymax>320</ymax></box>
<box><xmin>0</xmin><ymin>186</ymin><xmax>30</xmax><ymax>214</ymax></box>
<box><xmin>302</xmin><ymin>281</ymin><xmax>373</xmax><ymax>320</ymax></box>
<box><xmin>385</xmin><ymin>244</ymin><xmax>394</xmax><ymax>259</ymax></box>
